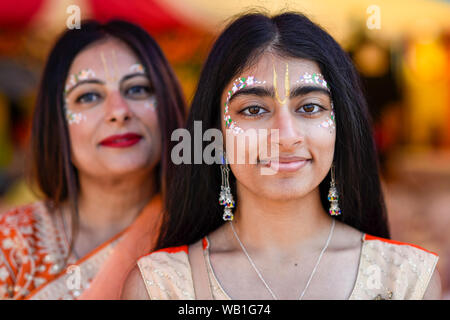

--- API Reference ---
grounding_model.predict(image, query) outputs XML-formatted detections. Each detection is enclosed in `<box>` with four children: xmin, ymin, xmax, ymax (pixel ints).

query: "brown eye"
<box><xmin>297</xmin><ymin>103</ymin><xmax>323</xmax><ymax>114</ymax></box>
<box><xmin>248</xmin><ymin>106</ymin><xmax>261</xmax><ymax>114</ymax></box>
<box><xmin>303</xmin><ymin>105</ymin><xmax>315</xmax><ymax>112</ymax></box>
<box><xmin>241</xmin><ymin>105</ymin><xmax>268</xmax><ymax>116</ymax></box>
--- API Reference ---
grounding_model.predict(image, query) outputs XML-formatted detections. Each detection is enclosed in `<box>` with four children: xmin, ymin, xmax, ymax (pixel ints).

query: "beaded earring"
<box><xmin>328</xmin><ymin>164</ymin><xmax>341</xmax><ymax>216</ymax></box>
<box><xmin>219</xmin><ymin>152</ymin><xmax>235</xmax><ymax>221</ymax></box>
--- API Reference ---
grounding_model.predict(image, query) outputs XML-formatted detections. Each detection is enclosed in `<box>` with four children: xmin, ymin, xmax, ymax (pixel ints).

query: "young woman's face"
<box><xmin>64</xmin><ymin>37</ymin><xmax>161</xmax><ymax>179</ymax></box>
<box><xmin>220</xmin><ymin>53</ymin><xmax>336</xmax><ymax>201</ymax></box>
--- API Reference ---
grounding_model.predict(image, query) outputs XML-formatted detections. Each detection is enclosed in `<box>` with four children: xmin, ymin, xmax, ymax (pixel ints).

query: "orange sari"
<box><xmin>0</xmin><ymin>194</ymin><xmax>162</xmax><ymax>300</ymax></box>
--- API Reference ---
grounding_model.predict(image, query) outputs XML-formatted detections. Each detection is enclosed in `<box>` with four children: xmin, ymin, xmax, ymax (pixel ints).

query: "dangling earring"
<box><xmin>219</xmin><ymin>151</ymin><xmax>235</xmax><ymax>221</ymax></box>
<box><xmin>328</xmin><ymin>164</ymin><xmax>341</xmax><ymax>216</ymax></box>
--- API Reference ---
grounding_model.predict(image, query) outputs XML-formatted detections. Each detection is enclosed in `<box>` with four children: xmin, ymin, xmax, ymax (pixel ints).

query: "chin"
<box><xmin>248</xmin><ymin>179</ymin><xmax>311</xmax><ymax>201</ymax></box>
<box><xmin>102</xmin><ymin>158</ymin><xmax>155</xmax><ymax>176</ymax></box>
<box><xmin>262</xmin><ymin>187</ymin><xmax>308</xmax><ymax>201</ymax></box>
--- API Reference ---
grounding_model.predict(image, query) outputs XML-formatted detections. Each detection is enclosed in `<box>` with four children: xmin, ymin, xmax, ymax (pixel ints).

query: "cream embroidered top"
<box><xmin>137</xmin><ymin>234</ymin><xmax>439</xmax><ymax>300</ymax></box>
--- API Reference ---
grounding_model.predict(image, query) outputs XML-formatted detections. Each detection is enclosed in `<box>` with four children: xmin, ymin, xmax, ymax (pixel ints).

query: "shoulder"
<box><xmin>0</xmin><ymin>201</ymin><xmax>50</xmax><ymax>299</ymax></box>
<box><xmin>353</xmin><ymin>233</ymin><xmax>439</xmax><ymax>300</ymax></box>
<box><xmin>136</xmin><ymin>244</ymin><xmax>195</xmax><ymax>300</ymax></box>
<box><xmin>138</xmin><ymin>244</ymin><xmax>190</xmax><ymax>270</ymax></box>
<box><xmin>362</xmin><ymin>234</ymin><xmax>439</xmax><ymax>275</ymax></box>
<box><xmin>0</xmin><ymin>201</ymin><xmax>50</xmax><ymax>251</ymax></box>
<box><xmin>0</xmin><ymin>201</ymin><xmax>42</xmax><ymax>226</ymax></box>
<box><xmin>0</xmin><ymin>201</ymin><xmax>50</xmax><ymax>254</ymax></box>
<box><xmin>422</xmin><ymin>268</ymin><xmax>442</xmax><ymax>299</ymax></box>
<box><xmin>121</xmin><ymin>265</ymin><xmax>151</xmax><ymax>300</ymax></box>
<box><xmin>363</xmin><ymin>234</ymin><xmax>438</xmax><ymax>257</ymax></box>
<box><xmin>0</xmin><ymin>201</ymin><xmax>50</xmax><ymax>234</ymax></box>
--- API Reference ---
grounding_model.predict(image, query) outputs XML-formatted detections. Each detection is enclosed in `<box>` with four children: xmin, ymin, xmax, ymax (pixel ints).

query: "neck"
<box><xmin>74</xmin><ymin>169</ymin><xmax>157</xmax><ymax>236</ymax></box>
<box><xmin>232</xmin><ymin>183</ymin><xmax>332</xmax><ymax>253</ymax></box>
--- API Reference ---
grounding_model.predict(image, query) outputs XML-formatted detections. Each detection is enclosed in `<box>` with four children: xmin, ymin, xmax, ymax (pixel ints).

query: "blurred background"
<box><xmin>0</xmin><ymin>0</ymin><xmax>449</xmax><ymax>298</ymax></box>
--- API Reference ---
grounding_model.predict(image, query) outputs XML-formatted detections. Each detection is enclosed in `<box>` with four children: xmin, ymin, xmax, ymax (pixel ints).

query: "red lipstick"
<box><xmin>99</xmin><ymin>133</ymin><xmax>142</xmax><ymax>148</ymax></box>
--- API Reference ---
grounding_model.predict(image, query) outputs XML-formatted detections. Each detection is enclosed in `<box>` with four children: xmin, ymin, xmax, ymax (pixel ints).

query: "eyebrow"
<box><xmin>65</xmin><ymin>79</ymin><xmax>104</xmax><ymax>96</ymax></box>
<box><xmin>65</xmin><ymin>73</ymin><xmax>149</xmax><ymax>96</ymax></box>
<box><xmin>121</xmin><ymin>72</ymin><xmax>148</xmax><ymax>82</ymax></box>
<box><xmin>227</xmin><ymin>84</ymin><xmax>330</xmax><ymax>103</ymax></box>
<box><xmin>289</xmin><ymin>85</ymin><xmax>331</xmax><ymax>98</ymax></box>
<box><xmin>228</xmin><ymin>87</ymin><xmax>274</xmax><ymax>103</ymax></box>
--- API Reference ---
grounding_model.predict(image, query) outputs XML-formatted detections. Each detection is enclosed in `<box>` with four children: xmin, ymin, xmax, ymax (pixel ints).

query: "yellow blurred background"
<box><xmin>0</xmin><ymin>0</ymin><xmax>449</xmax><ymax>298</ymax></box>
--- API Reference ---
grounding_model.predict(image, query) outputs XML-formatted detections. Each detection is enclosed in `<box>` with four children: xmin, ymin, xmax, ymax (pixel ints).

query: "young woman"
<box><xmin>0</xmin><ymin>20</ymin><xmax>185</xmax><ymax>299</ymax></box>
<box><xmin>122</xmin><ymin>12</ymin><xmax>441</xmax><ymax>300</ymax></box>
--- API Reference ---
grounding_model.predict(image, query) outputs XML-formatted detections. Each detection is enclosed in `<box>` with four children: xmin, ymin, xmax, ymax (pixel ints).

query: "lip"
<box><xmin>260</xmin><ymin>156</ymin><xmax>311</xmax><ymax>172</ymax></box>
<box><xmin>99</xmin><ymin>133</ymin><xmax>143</xmax><ymax>148</ymax></box>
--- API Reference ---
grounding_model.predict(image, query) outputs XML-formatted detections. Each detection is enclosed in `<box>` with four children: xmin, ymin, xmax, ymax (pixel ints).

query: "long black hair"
<box><xmin>157</xmin><ymin>12</ymin><xmax>389</xmax><ymax>250</ymax></box>
<box><xmin>30</xmin><ymin>19</ymin><xmax>186</xmax><ymax>259</ymax></box>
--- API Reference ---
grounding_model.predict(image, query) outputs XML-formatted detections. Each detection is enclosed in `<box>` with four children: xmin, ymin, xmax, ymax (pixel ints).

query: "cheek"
<box><xmin>306</xmin><ymin>126</ymin><xmax>336</xmax><ymax>168</ymax></box>
<box><xmin>130</xmin><ymin>99</ymin><xmax>157</xmax><ymax>117</ymax></box>
<box><xmin>68</xmin><ymin>114</ymin><xmax>95</xmax><ymax>142</ymax></box>
<box><xmin>131</xmin><ymin>102</ymin><xmax>162</xmax><ymax>156</ymax></box>
<box><xmin>223</xmin><ymin>130</ymin><xmax>263</xmax><ymax>166</ymax></box>
<box><xmin>67</xmin><ymin>119</ymin><xmax>98</xmax><ymax>167</ymax></box>
<box><xmin>65</xmin><ymin>107</ymin><xmax>87</xmax><ymax>125</ymax></box>
<box><xmin>131</xmin><ymin>102</ymin><xmax>159</xmax><ymax>135</ymax></box>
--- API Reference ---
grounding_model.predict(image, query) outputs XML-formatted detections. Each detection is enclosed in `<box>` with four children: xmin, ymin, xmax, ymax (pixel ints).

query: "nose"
<box><xmin>104</xmin><ymin>90</ymin><xmax>132</xmax><ymax>125</ymax></box>
<box><xmin>274</xmin><ymin>107</ymin><xmax>304</xmax><ymax>149</ymax></box>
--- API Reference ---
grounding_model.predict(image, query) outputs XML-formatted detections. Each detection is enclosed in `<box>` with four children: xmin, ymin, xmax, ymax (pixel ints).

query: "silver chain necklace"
<box><xmin>229</xmin><ymin>218</ymin><xmax>335</xmax><ymax>300</ymax></box>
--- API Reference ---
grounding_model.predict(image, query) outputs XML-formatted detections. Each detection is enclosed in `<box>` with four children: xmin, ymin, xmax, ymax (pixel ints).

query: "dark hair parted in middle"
<box><xmin>157</xmin><ymin>12</ymin><xmax>389</xmax><ymax>250</ymax></box>
<box><xmin>30</xmin><ymin>19</ymin><xmax>186</xmax><ymax>257</ymax></box>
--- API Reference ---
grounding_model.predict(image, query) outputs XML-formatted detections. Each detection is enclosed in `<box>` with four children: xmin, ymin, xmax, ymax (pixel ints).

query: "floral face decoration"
<box><xmin>64</xmin><ymin>69</ymin><xmax>96</xmax><ymax>125</ymax></box>
<box><xmin>223</xmin><ymin>69</ymin><xmax>335</xmax><ymax>134</ymax></box>
<box><xmin>296</xmin><ymin>72</ymin><xmax>335</xmax><ymax>132</ymax></box>
<box><xmin>224</xmin><ymin>76</ymin><xmax>267</xmax><ymax>134</ymax></box>
<box><xmin>63</xmin><ymin>61</ymin><xmax>152</xmax><ymax>125</ymax></box>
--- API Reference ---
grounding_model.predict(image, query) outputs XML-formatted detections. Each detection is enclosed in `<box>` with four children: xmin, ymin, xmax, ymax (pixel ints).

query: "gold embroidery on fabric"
<box><xmin>374</xmin><ymin>290</ymin><xmax>393</xmax><ymax>300</ymax></box>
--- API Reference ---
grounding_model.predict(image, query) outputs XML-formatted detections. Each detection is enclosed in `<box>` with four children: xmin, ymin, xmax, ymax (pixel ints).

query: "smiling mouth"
<box><xmin>259</xmin><ymin>157</ymin><xmax>311</xmax><ymax>172</ymax></box>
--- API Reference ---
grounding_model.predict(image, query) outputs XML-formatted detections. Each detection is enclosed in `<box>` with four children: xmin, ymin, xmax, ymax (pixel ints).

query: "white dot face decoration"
<box><xmin>63</xmin><ymin>69</ymin><xmax>97</xmax><ymax>126</ymax></box>
<box><xmin>224</xmin><ymin>71</ymin><xmax>336</xmax><ymax>135</ymax></box>
<box><xmin>63</xmin><ymin>96</ymin><xmax>86</xmax><ymax>125</ymax></box>
<box><xmin>65</xmin><ymin>105</ymin><xmax>87</xmax><ymax>125</ymax></box>
<box><xmin>64</xmin><ymin>69</ymin><xmax>96</xmax><ymax>95</ymax></box>
<box><xmin>129</xmin><ymin>63</ymin><xmax>145</xmax><ymax>74</ymax></box>
<box><xmin>63</xmin><ymin>61</ymin><xmax>152</xmax><ymax>126</ymax></box>
<box><xmin>318</xmin><ymin>109</ymin><xmax>336</xmax><ymax>132</ymax></box>
<box><xmin>296</xmin><ymin>72</ymin><xmax>336</xmax><ymax>133</ymax></box>
<box><xmin>224</xmin><ymin>76</ymin><xmax>266</xmax><ymax>135</ymax></box>
<box><xmin>128</xmin><ymin>63</ymin><xmax>156</xmax><ymax>112</ymax></box>
<box><xmin>296</xmin><ymin>72</ymin><xmax>330</xmax><ymax>90</ymax></box>
<box><xmin>144</xmin><ymin>95</ymin><xmax>157</xmax><ymax>111</ymax></box>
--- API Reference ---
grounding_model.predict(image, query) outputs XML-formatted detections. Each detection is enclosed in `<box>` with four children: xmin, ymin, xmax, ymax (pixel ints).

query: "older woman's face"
<box><xmin>64</xmin><ymin>37</ymin><xmax>161</xmax><ymax>179</ymax></box>
<box><xmin>220</xmin><ymin>53</ymin><xmax>336</xmax><ymax>201</ymax></box>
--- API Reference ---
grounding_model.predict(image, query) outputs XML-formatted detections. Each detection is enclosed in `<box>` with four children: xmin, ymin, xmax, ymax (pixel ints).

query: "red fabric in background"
<box><xmin>0</xmin><ymin>0</ymin><xmax>44</xmax><ymax>29</ymax></box>
<box><xmin>89</xmin><ymin>0</ymin><xmax>184</xmax><ymax>32</ymax></box>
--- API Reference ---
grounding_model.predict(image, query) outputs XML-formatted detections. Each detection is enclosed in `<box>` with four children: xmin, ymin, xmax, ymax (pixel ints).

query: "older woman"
<box><xmin>0</xmin><ymin>20</ymin><xmax>185</xmax><ymax>299</ymax></box>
